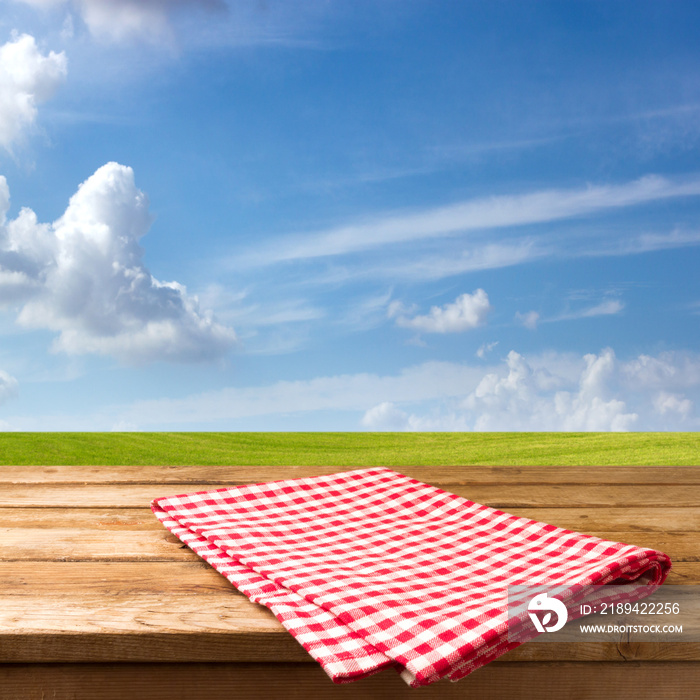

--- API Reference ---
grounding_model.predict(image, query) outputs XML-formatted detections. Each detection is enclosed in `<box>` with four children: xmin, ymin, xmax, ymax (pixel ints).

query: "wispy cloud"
<box><xmin>115</xmin><ymin>360</ymin><xmax>487</xmax><ymax>427</ymax></box>
<box><xmin>515</xmin><ymin>310</ymin><xmax>540</xmax><ymax>330</ymax></box>
<box><xmin>0</xmin><ymin>369</ymin><xmax>18</xmax><ymax>405</ymax></box>
<box><xmin>336</xmin><ymin>289</ymin><xmax>394</xmax><ymax>332</ymax></box>
<box><xmin>17</xmin><ymin>0</ymin><xmax>225</xmax><ymax>44</ymax></box>
<box><xmin>582</xmin><ymin>227</ymin><xmax>700</xmax><ymax>257</ymax></box>
<box><xmin>476</xmin><ymin>341</ymin><xmax>499</xmax><ymax>359</ymax></box>
<box><xmin>515</xmin><ymin>298</ymin><xmax>624</xmax><ymax>330</ymax></box>
<box><xmin>549</xmin><ymin>299</ymin><xmax>625</xmax><ymax>322</ymax></box>
<box><xmin>240</xmin><ymin>174</ymin><xmax>700</xmax><ymax>266</ymax></box>
<box><xmin>253</xmin><ymin>222</ymin><xmax>700</xmax><ymax>291</ymax></box>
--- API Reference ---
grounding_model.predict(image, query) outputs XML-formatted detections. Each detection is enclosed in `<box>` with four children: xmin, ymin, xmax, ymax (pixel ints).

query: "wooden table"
<box><xmin>1</xmin><ymin>465</ymin><xmax>699</xmax><ymax>699</ymax></box>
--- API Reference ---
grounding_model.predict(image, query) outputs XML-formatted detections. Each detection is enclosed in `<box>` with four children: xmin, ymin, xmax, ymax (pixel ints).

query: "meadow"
<box><xmin>0</xmin><ymin>432</ymin><xmax>697</xmax><ymax>466</ymax></box>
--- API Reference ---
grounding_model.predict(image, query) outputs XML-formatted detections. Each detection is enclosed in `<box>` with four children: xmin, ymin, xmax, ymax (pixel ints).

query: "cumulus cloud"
<box><xmin>42</xmin><ymin>346</ymin><xmax>693</xmax><ymax>431</ymax></box>
<box><xmin>394</xmin><ymin>289</ymin><xmax>492</xmax><ymax>333</ymax></box>
<box><xmin>459</xmin><ymin>348</ymin><xmax>638</xmax><ymax>431</ymax></box>
<box><xmin>0</xmin><ymin>33</ymin><xmax>67</xmax><ymax>152</ymax></box>
<box><xmin>18</xmin><ymin>0</ymin><xmax>224</xmax><ymax>43</ymax></box>
<box><xmin>0</xmin><ymin>162</ymin><xmax>236</xmax><ymax>363</ymax></box>
<box><xmin>360</xmin><ymin>348</ymin><xmax>700</xmax><ymax>432</ymax></box>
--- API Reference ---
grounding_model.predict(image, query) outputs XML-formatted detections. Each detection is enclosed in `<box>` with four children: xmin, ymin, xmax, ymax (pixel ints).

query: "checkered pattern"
<box><xmin>151</xmin><ymin>467</ymin><xmax>672</xmax><ymax>687</ymax></box>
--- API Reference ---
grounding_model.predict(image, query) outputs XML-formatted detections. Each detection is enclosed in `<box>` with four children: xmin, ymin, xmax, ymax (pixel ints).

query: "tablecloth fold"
<box><xmin>151</xmin><ymin>467</ymin><xmax>671</xmax><ymax>686</ymax></box>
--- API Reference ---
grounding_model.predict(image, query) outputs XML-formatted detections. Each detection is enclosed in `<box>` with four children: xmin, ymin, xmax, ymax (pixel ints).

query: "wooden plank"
<box><xmin>3</xmin><ymin>560</ymin><xmax>697</xmax><ymax>595</ymax></box>
<box><xmin>0</xmin><ymin>483</ymin><xmax>221</xmax><ymax>507</ymax></box>
<box><xmin>508</xmin><ymin>508</ymin><xmax>700</xmax><ymax>532</ymax></box>
<box><xmin>4</xmin><ymin>465</ymin><xmax>700</xmax><ymax>485</ymax></box>
<box><xmin>2</xmin><ymin>559</ymin><xmax>229</xmax><ymax>591</ymax></box>
<box><xmin>2</xmin><ymin>483</ymin><xmax>698</xmax><ymax>507</ymax></box>
<box><xmin>3</xmin><ymin>505</ymin><xmax>698</xmax><ymax>532</ymax></box>
<box><xmin>665</xmin><ymin>563</ymin><xmax>700</xmax><ymax>584</ymax></box>
<box><xmin>0</xmin><ymin>593</ymin><xmax>284</xmax><ymax>634</ymax></box>
<box><xmin>0</xmin><ymin>632</ymin><xmax>312</xmax><ymax>664</ymax></box>
<box><xmin>0</xmin><ymin>561</ymin><xmax>236</xmax><ymax>594</ymax></box>
<box><xmin>2</xmin><ymin>527</ymin><xmax>697</xmax><ymax>561</ymax></box>
<box><xmin>0</xmin><ymin>528</ymin><xmax>199</xmax><ymax>561</ymax></box>
<box><xmin>23</xmin><ymin>595</ymin><xmax>675</xmax><ymax>664</ymax></box>
<box><xmin>0</xmin><ymin>559</ymin><xmax>700</xmax><ymax>598</ymax></box>
<box><xmin>2</xmin><ymin>527</ymin><xmax>698</xmax><ymax>562</ymax></box>
<box><xmin>1</xmin><ymin>661</ymin><xmax>699</xmax><ymax>700</ymax></box>
<box><xmin>0</xmin><ymin>508</ymin><xmax>161</xmax><ymax>529</ymax></box>
<box><xmin>3</xmin><ymin>624</ymin><xmax>699</xmax><ymax>664</ymax></box>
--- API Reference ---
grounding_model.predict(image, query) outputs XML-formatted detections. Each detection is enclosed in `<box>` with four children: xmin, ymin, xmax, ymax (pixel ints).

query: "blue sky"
<box><xmin>0</xmin><ymin>0</ymin><xmax>699</xmax><ymax>430</ymax></box>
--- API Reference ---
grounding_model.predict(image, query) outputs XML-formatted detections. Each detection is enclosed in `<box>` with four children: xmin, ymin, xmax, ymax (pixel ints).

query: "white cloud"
<box><xmin>114</xmin><ymin>360</ymin><xmax>488</xmax><ymax>427</ymax></box>
<box><xmin>360</xmin><ymin>402</ymin><xmax>409</xmax><ymax>430</ymax></box>
<box><xmin>361</xmin><ymin>349</ymin><xmax>700</xmax><ymax>432</ymax></box>
<box><xmin>5</xmin><ymin>347</ymin><xmax>699</xmax><ymax>431</ymax></box>
<box><xmin>0</xmin><ymin>369</ymin><xmax>18</xmax><ymax>404</ymax></box>
<box><xmin>619</xmin><ymin>352</ymin><xmax>700</xmax><ymax>390</ymax></box>
<box><xmin>18</xmin><ymin>0</ymin><xmax>224</xmax><ymax>43</ymax></box>
<box><xmin>0</xmin><ymin>33</ymin><xmax>67</xmax><ymax>152</ymax></box>
<box><xmin>387</xmin><ymin>299</ymin><xmax>416</xmax><ymax>319</ymax></box>
<box><xmin>476</xmin><ymin>341</ymin><xmax>498</xmax><ymax>359</ymax></box>
<box><xmin>361</xmin><ymin>401</ymin><xmax>472</xmax><ymax>431</ymax></box>
<box><xmin>429</xmin><ymin>349</ymin><xmax>698</xmax><ymax>431</ymax></box>
<box><xmin>552</xmin><ymin>298</ymin><xmax>625</xmax><ymax>321</ymax></box>
<box><xmin>516</xmin><ymin>310</ymin><xmax>540</xmax><ymax>329</ymax></box>
<box><xmin>244</xmin><ymin>174</ymin><xmax>700</xmax><ymax>265</ymax></box>
<box><xmin>463</xmin><ymin>348</ymin><xmax>640</xmax><ymax>431</ymax></box>
<box><xmin>514</xmin><ymin>298</ymin><xmax>625</xmax><ymax>330</ymax></box>
<box><xmin>654</xmin><ymin>392</ymin><xmax>693</xmax><ymax>418</ymax></box>
<box><xmin>0</xmin><ymin>162</ymin><xmax>236</xmax><ymax>364</ymax></box>
<box><xmin>580</xmin><ymin>299</ymin><xmax>625</xmax><ymax>317</ymax></box>
<box><xmin>58</xmin><ymin>347</ymin><xmax>697</xmax><ymax>431</ymax></box>
<box><xmin>394</xmin><ymin>289</ymin><xmax>492</xmax><ymax>333</ymax></box>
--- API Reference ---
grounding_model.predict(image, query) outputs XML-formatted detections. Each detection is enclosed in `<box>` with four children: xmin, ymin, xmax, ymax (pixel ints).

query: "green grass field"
<box><xmin>0</xmin><ymin>432</ymin><xmax>697</xmax><ymax>465</ymax></box>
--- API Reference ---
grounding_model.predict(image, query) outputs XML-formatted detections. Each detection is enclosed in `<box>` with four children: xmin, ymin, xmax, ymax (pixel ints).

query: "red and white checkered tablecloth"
<box><xmin>151</xmin><ymin>467</ymin><xmax>672</xmax><ymax>687</ymax></box>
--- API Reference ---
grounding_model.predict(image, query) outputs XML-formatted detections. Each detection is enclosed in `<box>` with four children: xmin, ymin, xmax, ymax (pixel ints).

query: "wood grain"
<box><xmin>4</xmin><ymin>464</ymin><xmax>700</xmax><ymax>485</ymax></box>
<box><xmin>0</xmin><ymin>593</ymin><xmax>282</xmax><ymax>634</ymax></box>
<box><xmin>0</xmin><ymin>561</ymin><xmax>235</xmax><ymax>594</ymax></box>
<box><xmin>0</xmin><ymin>507</ymin><xmax>161</xmax><ymax>529</ymax></box>
<box><xmin>3</xmin><ymin>505</ymin><xmax>699</xmax><ymax>531</ymax></box>
<box><xmin>3</xmin><ymin>560</ymin><xmax>697</xmax><ymax>594</ymax></box>
<box><xmin>2</xmin><ymin>527</ymin><xmax>697</xmax><ymax>561</ymax></box>
<box><xmin>0</xmin><ymin>528</ymin><xmax>199</xmax><ymax>561</ymax></box>
<box><xmin>1</xmin><ymin>465</ymin><xmax>698</xmax><ymax>694</ymax></box>
<box><xmin>1</xmin><ymin>661</ymin><xmax>699</xmax><ymax>700</ymax></box>
<box><xmin>2</xmin><ymin>482</ymin><xmax>699</xmax><ymax>508</ymax></box>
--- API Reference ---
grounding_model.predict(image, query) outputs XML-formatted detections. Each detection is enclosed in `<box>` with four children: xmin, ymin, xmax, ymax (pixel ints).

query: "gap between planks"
<box><xmin>2</xmin><ymin>529</ymin><xmax>699</xmax><ymax>562</ymax></box>
<box><xmin>2</xmin><ymin>506</ymin><xmax>697</xmax><ymax>531</ymax></box>
<box><xmin>1</xmin><ymin>660</ymin><xmax>700</xmax><ymax>699</ymax></box>
<box><xmin>2</xmin><ymin>560</ymin><xmax>698</xmax><ymax>592</ymax></box>
<box><xmin>1</xmin><ymin>483</ymin><xmax>699</xmax><ymax>508</ymax></box>
<box><xmin>3</xmin><ymin>464</ymin><xmax>700</xmax><ymax>485</ymax></box>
